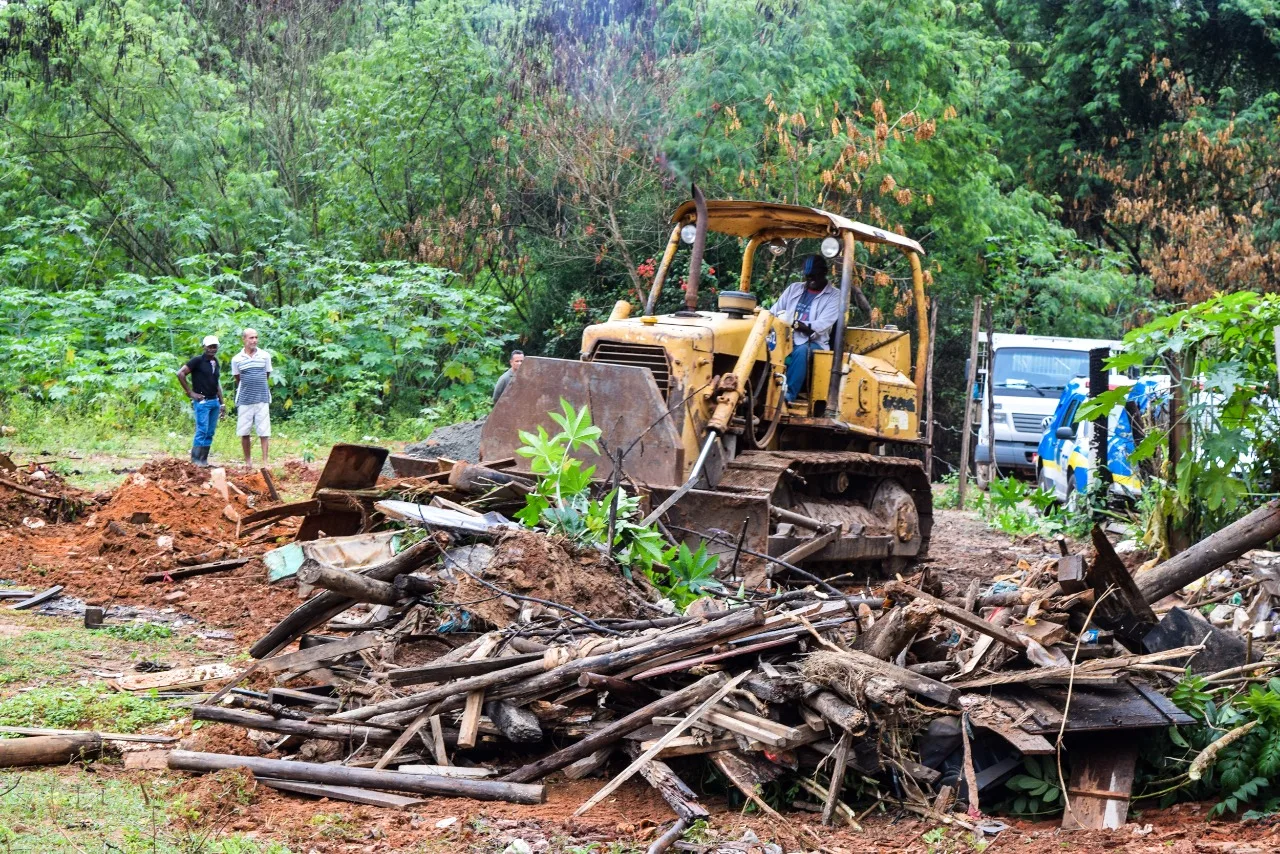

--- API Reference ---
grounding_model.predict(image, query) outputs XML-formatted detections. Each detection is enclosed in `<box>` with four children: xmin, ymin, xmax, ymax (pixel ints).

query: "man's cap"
<box><xmin>802</xmin><ymin>255</ymin><xmax>828</xmax><ymax>278</ymax></box>
<box><xmin>203</xmin><ymin>335</ymin><xmax>219</xmax><ymax>347</ymax></box>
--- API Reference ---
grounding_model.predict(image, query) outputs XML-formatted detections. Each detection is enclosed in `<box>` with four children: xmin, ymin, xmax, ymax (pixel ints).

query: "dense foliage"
<box><xmin>0</xmin><ymin>0</ymin><xmax>1277</xmax><ymax>459</ymax></box>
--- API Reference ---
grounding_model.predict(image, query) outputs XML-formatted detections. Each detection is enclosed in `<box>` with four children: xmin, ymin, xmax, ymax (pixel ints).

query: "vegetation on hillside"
<box><xmin>0</xmin><ymin>0</ymin><xmax>1276</xmax><ymax>468</ymax></box>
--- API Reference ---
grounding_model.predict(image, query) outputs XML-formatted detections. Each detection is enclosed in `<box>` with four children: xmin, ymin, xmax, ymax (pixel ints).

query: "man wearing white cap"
<box><xmin>176</xmin><ymin>335</ymin><xmax>226</xmax><ymax>466</ymax></box>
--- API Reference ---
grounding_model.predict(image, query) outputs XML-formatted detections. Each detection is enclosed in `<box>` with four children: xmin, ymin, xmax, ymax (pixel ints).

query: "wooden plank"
<box><xmin>142</xmin><ymin>558</ymin><xmax>249</xmax><ymax>584</ymax></box>
<box><xmin>210</xmin><ymin>468</ymin><xmax>230</xmax><ymax>502</ymax></box>
<box><xmin>397</xmin><ymin>764</ymin><xmax>493</xmax><ymax>778</ymax></box>
<box><xmin>574</xmin><ymin>671</ymin><xmax>749</xmax><ymax>817</ymax></box>
<box><xmin>1061</xmin><ymin>733</ymin><xmax>1138</xmax><ymax>830</ymax></box>
<box><xmin>258</xmin><ymin>778</ymin><xmax>426</xmax><ymax>809</ymax></box>
<box><xmin>260</xmin><ymin>467</ymin><xmax>280</xmax><ymax>502</ymax></box>
<box><xmin>118</xmin><ymin>662</ymin><xmax>237</xmax><ymax>692</ymax></box>
<box><xmin>241</xmin><ymin>499</ymin><xmax>322</xmax><ymax>526</ymax></box>
<box><xmin>387</xmin><ymin>653</ymin><xmax>543</xmax><ymax>687</ymax></box>
<box><xmin>637</xmin><ymin>736</ymin><xmax>740</xmax><ymax>758</ymax></box>
<box><xmin>428</xmin><ymin>715</ymin><xmax>449</xmax><ymax>766</ymax></box>
<box><xmin>10</xmin><ymin>585</ymin><xmax>63</xmax><ymax>611</ymax></box>
<box><xmin>0</xmin><ymin>726</ymin><xmax>175</xmax><ymax>744</ymax></box>
<box><xmin>0</xmin><ymin>590</ymin><xmax>35</xmax><ymax>600</ymax></box>
<box><xmin>258</xmin><ymin>634</ymin><xmax>382</xmax><ymax>675</ymax></box>
<box><xmin>457</xmin><ymin>634</ymin><xmax>503</xmax><ymax>750</ymax></box>
<box><xmin>169</xmin><ymin>750</ymin><xmax>544</xmax><ymax>804</ymax></box>
<box><xmin>697</xmin><ymin>711</ymin><xmax>787</xmax><ymax>747</ymax></box>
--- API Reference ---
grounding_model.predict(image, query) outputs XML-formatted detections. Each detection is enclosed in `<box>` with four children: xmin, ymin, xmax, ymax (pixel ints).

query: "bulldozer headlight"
<box><xmin>680</xmin><ymin>224</ymin><xmax>698</xmax><ymax>244</ymax></box>
<box><xmin>821</xmin><ymin>236</ymin><xmax>841</xmax><ymax>258</ymax></box>
<box><xmin>767</xmin><ymin>239</ymin><xmax>787</xmax><ymax>256</ymax></box>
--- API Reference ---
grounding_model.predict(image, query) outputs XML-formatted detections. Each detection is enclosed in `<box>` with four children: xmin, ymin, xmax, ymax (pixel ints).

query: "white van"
<box><xmin>975</xmin><ymin>333</ymin><xmax>1122</xmax><ymax>485</ymax></box>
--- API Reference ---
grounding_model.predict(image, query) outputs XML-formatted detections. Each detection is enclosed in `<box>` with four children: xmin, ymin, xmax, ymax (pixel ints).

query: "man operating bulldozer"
<box><xmin>772</xmin><ymin>254</ymin><xmax>840</xmax><ymax>403</ymax></box>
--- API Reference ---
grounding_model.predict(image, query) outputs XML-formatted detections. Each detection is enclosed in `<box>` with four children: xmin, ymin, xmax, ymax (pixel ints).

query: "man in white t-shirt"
<box><xmin>231</xmin><ymin>328</ymin><xmax>273</xmax><ymax>466</ymax></box>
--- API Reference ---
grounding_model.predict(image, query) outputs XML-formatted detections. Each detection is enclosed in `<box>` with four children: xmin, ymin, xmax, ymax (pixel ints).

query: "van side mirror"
<box><xmin>1055</xmin><ymin>426</ymin><xmax>1076</xmax><ymax>441</ymax></box>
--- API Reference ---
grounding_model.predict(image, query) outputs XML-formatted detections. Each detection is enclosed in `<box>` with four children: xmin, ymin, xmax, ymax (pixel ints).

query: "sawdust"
<box><xmin>447</xmin><ymin>529</ymin><xmax>647</xmax><ymax>628</ymax></box>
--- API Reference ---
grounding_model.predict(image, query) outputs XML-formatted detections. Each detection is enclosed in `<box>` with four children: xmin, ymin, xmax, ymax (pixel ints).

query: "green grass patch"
<box><xmin>0</xmin><ymin>623</ymin><xmax>190</xmax><ymax>686</ymax></box>
<box><xmin>0</xmin><ymin>770</ymin><xmax>293</xmax><ymax>853</ymax></box>
<box><xmin>0</xmin><ymin>682</ymin><xmax>182</xmax><ymax>732</ymax></box>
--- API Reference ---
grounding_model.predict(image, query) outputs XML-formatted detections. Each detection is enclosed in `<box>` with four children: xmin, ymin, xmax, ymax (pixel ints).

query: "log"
<box><xmin>489</xmin><ymin>607</ymin><xmax>764</xmax><ymax>706</ymax></box>
<box><xmin>392</xmin><ymin>573</ymin><xmax>440</xmax><ymax>599</ymax></box>
<box><xmin>296</xmin><ymin>563</ymin><xmax>400</xmax><ymax>605</ymax></box>
<box><xmin>885</xmin><ymin>582</ymin><xmax>1026</xmax><ymax>650</ymax></box>
<box><xmin>0</xmin><ymin>475</ymin><xmax>59</xmax><ymax>500</ymax></box>
<box><xmin>0</xmin><ymin>733</ymin><xmax>101</xmax><ymax>767</ymax></box>
<box><xmin>855</xmin><ymin>599</ymin><xmax>934</xmax><ymax>661</ymax></box>
<box><xmin>0</xmin><ymin>726</ymin><xmax>173</xmax><ymax>744</ymax></box>
<box><xmin>501</xmin><ymin>672</ymin><xmax>728</xmax><ymax>784</ymax></box>
<box><xmin>240</xmin><ymin>499</ymin><xmax>321</xmax><ymax>527</ymax></box>
<box><xmin>485</xmin><ymin>700</ymin><xmax>543</xmax><ymax>743</ymax></box>
<box><xmin>804</xmin><ymin>690</ymin><xmax>867</xmax><ymax>733</ymax></box>
<box><xmin>167</xmin><ymin>750</ymin><xmax>544</xmax><ymax>804</ymax></box>
<box><xmin>142</xmin><ymin>558</ymin><xmax>249</xmax><ymax>584</ymax></box>
<box><xmin>192</xmin><ymin>705</ymin><xmax>401</xmax><ymax>746</ymax></box>
<box><xmin>804</xmin><ymin>649</ymin><xmax>961</xmax><ymax>707</ymax></box>
<box><xmin>249</xmin><ymin>538</ymin><xmax>436</xmax><ymax>658</ymax></box>
<box><xmin>1138</xmin><ymin>500</ymin><xmax>1280</xmax><ymax>603</ymax></box>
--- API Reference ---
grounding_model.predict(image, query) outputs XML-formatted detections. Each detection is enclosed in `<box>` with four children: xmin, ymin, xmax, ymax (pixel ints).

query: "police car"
<box><xmin>1036</xmin><ymin>376</ymin><xmax>1166</xmax><ymax>507</ymax></box>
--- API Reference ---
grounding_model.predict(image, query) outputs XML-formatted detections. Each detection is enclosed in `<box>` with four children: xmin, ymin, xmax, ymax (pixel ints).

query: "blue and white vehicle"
<box><xmin>1036</xmin><ymin>376</ymin><xmax>1166</xmax><ymax>506</ymax></box>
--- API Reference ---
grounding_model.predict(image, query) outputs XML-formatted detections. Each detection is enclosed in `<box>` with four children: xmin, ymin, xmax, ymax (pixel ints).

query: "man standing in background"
<box><xmin>231</xmin><ymin>328</ymin><xmax>273</xmax><ymax>467</ymax></box>
<box><xmin>492</xmin><ymin>350</ymin><xmax>524</xmax><ymax>403</ymax></box>
<box><xmin>176</xmin><ymin>335</ymin><xmax>225</xmax><ymax>467</ymax></box>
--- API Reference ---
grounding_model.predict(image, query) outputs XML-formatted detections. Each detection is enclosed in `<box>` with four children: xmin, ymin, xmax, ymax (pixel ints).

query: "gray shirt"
<box><xmin>772</xmin><ymin>282</ymin><xmax>841</xmax><ymax>349</ymax></box>
<box><xmin>493</xmin><ymin>368</ymin><xmax>514</xmax><ymax>403</ymax></box>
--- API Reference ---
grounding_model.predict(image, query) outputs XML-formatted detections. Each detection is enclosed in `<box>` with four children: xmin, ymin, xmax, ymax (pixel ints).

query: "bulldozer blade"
<box><xmin>481</xmin><ymin>357</ymin><xmax>684</xmax><ymax>488</ymax></box>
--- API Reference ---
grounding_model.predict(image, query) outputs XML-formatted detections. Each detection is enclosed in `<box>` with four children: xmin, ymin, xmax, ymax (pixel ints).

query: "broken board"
<box><xmin>297</xmin><ymin>444</ymin><xmax>389</xmax><ymax>541</ymax></box>
<box><xmin>1061</xmin><ymin>732</ymin><xmax>1138</xmax><ymax>830</ymax></box>
<box><xmin>118</xmin><ymin>662</ymin><xmax>237</xmax><ymax>691</ymax></box>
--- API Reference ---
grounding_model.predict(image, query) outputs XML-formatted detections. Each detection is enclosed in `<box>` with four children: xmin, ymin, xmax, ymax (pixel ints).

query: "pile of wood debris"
<box><xmin>7</xmin><ymin>443</ymin><xmax>1280</xmax><ymax>847</ymax></box>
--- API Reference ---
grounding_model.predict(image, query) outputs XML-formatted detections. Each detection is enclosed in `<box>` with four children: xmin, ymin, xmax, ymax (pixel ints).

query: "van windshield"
<box><xmin>993</xmin><ymin>348</ymin><xmax>1089</xmax><ymax>395</ymax></box>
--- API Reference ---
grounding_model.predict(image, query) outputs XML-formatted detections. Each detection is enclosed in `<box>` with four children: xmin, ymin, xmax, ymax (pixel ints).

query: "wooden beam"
<box><xmin>168</xmin><ymin>750</ymin><xmax>544</xmax><ymax>804</ymax></box>
<box><xmin>257</xmin><ymin>634</ymin><xmax>382</xmax><ymax>675</ymax></box>
<box><xmin>142</xmin><ymin>558</ymin><xmax>249</xmax><ymax>584</ymax></box>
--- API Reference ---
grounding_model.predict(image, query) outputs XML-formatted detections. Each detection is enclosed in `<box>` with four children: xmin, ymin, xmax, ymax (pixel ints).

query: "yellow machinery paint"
<box><xmin>481</xmin><ymin>198</ymin><xmax>934</xmax><ymax>583</ymax></box>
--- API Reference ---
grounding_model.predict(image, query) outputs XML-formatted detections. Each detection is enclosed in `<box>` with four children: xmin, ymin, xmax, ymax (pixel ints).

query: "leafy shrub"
<box><xmin>1001</xmin><ymin>755</ymin><xmax>1063</xmax><ymax>816</ymax></box>
<box><xmin>0</xmin><ymin>245</ymin><xmax>512</xmax><ymax>430</ymax></box>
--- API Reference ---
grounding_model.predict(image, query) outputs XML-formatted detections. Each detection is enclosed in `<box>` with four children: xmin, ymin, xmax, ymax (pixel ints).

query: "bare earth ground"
<box><xmin>1</xmin><ymin>461</ymin><xmax>1276</xmax><ymax>853</ymax></box>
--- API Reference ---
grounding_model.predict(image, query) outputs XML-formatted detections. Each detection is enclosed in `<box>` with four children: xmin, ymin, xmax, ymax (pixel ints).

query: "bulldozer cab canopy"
<box><xmin>669</xmin><ymin>199</ymin><xmax>925</xmax><ymax>256</ymax></box>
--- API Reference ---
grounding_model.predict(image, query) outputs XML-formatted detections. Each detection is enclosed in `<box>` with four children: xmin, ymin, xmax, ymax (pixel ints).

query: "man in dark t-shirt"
<box><xmin>176</xmin><ymin>335</ymin><xmax>226</xmax><ymax>466</ymax></box>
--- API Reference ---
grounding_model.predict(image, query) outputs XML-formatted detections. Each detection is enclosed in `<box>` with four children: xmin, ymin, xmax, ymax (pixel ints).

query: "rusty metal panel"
<box><xmin>297</xmin><ymin>444</ymin><xmax>388</xmax><ymax>541</ymax></box>
<box><xmin>480</xmin><ymin>357</ymin><xmax>683</xmax><ymax>489</ymax></box>
<box><xmin>660</xmin><ymin>488</ymin><xmax>771</xmax><ymax>588</ymax></box>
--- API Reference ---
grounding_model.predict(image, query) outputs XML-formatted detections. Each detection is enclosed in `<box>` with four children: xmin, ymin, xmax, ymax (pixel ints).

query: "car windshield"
<box><xmin>993</xmin><ymin>348</ymin><xmax>1089</xmax><ymax>391</ymax></box>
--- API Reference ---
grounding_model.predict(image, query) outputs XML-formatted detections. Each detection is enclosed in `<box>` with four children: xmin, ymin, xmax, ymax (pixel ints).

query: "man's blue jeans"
<box><xmin>784</xmin><ymin>341</ymin><xmax>812</xmax><ymax>402</ymax></box>
<box><xmin>192</xmin><ymin>399</ymin><xmax>220</xmax><ymax>448</ymax></box>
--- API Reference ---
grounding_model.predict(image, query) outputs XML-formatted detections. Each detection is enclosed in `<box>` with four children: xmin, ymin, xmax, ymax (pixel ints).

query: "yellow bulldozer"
<box><xmin>481</xmin><ymin>193</ymin><xmax>932</xmax><ymax>586</ymax></box>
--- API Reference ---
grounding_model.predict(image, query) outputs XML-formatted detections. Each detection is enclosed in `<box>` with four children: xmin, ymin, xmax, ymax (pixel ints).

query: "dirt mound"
<box><xmin>403</xmin><ymin>418</ymin><xmax>485</xmax><ymax>462</ymax></box>
<box><xmin>0</xmin><ymin>462</ymin><xmax>96</xmax><ymax>528</ymax></box>
<box><xmin>282</xmin><ymin>460</ymin><xmax>319</xmax><ymax>483</ymax></box>
<box><xmin>449</xmin><ymin>529</ymin><xmax>646</xmax><ymax>628</ymax></box>
<box><xmin>0</xmin><ymin>461</ymin><xmax>301</xmax><ymax>635</ymax></box>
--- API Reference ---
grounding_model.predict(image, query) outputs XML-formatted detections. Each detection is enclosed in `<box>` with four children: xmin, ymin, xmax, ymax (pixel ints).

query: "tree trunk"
<box><xmin>1138</xmin><ymin>500</ymin><xmax>1280</xmax><ymax>604</ymax></box>
<box><xmin>0</xmin><ymin>734</ymin><xmax>101</xmax><ymax>767</ymax></box>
